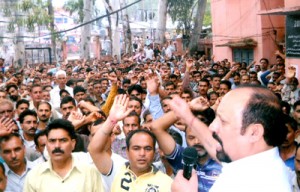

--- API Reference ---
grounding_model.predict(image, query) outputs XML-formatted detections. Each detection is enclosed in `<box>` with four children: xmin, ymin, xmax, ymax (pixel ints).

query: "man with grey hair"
<box><xmin>50</xmin><ymin>70</ymin><xmax>73</xmax><ymax>115</ymax></box>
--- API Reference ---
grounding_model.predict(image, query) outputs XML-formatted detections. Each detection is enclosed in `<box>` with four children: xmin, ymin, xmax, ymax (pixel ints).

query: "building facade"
<box><xmin>211</xmin><ymin>0</ymin><xmax>300</xmax><ymax>75</ymax></box>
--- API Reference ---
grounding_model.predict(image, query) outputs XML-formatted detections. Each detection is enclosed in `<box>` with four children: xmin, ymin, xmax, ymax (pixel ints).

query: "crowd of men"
<box><xmin>0</xmin><ymin>46</ymin><xmax>297</xmax><ymax>192</ymax></box>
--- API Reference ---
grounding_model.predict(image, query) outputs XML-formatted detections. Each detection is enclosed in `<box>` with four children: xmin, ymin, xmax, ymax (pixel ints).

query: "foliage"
<box><xmin>63</xmin><ymin>0</ymin><xmax>84</xmax><ymax>23</ymax></box>
<box><xmin>203</xmin><ymin>0</ymin><xmax>211</xmax><ymax>26</ymax></box>
<box><xmin>167</xmin><ymin>0</ymin><xmax>195</xmax><ymax>36</ymax></box>
<box><xmin>63</xmin><ymin>0</ymin><xmax>97</xmax><ymax>24</ymax></box>
<box><xmin>4</xmin><ymin>0</ymin><xmax>52</xmax><ymax>33</ymax></box>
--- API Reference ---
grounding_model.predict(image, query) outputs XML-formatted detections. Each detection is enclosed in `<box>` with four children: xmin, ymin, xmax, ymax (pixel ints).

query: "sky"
<box><xmin>52</xmin><ymin>0</ymin><xmax>65</xmax><ymax>7</ymax></box>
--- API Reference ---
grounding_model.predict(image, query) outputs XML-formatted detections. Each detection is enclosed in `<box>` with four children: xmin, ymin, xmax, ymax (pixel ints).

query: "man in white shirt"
<box><xmin>144</xmin><ymin>46</ymin><xmax>154</xmax><ymax>60</ymax></box>
<box><xmin>168</xmin><ymin>85</ymin><xmax>292</xmax><ymax>191</ymax></box>
<box><xmin>50</xmin><ymin>70</ymin><xmax>73</xmax><ymax>115</ymax></box>
<box><xmin>293</xmin><ymin>143</ymin><xmax>300</xmax><ymax>192</ymax></box>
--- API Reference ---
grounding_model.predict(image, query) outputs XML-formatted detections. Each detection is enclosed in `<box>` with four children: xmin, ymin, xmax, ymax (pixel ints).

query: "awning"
<box><xmin>216</xmin><ymin>38</ymin><xmax>257</xmax><ymax>48</ymax></box>
<box><xmin>257</xmin><ymin>6</ymin><xmax>300</xmax><ymax>15</ymax></box>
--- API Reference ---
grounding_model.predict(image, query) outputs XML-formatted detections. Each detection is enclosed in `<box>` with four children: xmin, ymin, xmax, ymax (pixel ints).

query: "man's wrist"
<box><xmin>107</xmin><ymin>116</ymin><xmax>118</xmax><ymax>125</ymax></box>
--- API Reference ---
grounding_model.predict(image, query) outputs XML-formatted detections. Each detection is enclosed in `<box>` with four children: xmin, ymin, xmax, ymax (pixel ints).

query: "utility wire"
<box><xmin>0</xmin><ymin>0</ymin><xmax>142</xmax><ymax>39</ymax></box>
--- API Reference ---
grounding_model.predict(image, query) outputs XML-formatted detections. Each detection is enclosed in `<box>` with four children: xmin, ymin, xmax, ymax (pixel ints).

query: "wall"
<box><xmin>211</xmin><ymin>0</ymin><xmax>285</xmax><ymax>64</ymax></box>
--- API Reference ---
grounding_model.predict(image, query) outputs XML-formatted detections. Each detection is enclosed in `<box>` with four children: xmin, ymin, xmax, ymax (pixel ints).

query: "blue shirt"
<box><xmin>148</xmin><ymin>94</ymin><xmax>187</xmax><ymax>147</ymax></box>
<box><xmin>284</xmin><ymin>155</ymin><xmax>295</xmax><ymax>171</ymax></box>
<box><xmin>166</xmin><ymin>144</ymin><xmax>222</xmax><ymax>192</ymax></box>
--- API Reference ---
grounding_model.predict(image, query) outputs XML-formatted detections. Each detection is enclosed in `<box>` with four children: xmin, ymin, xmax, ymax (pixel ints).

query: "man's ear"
<box><xmin>246</xmin><ymin>124</ymin><xmax>264</xmax><ymax>143</ymax></box>
<box><xmin>71</xmin><ymin>139</ymin><xmax>76</xmax><ymax>150</ymax></box>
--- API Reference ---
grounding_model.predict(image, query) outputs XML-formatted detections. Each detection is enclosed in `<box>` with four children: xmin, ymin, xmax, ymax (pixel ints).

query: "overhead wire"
<box><xmin>0</xmin><ymin>0</ymin><xmax>142</xmax><ymax>40</ymax></box>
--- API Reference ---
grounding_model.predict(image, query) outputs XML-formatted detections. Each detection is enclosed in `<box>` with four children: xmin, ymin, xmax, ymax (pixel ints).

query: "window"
<box><xmin>233</xmin><ymin>48</ymin><xmax>253</xmax><ymax>65</ymax></box>
<box><xmin>55</xmin><ymin>18</ymin><xmax>63</xmax><ymax>24</ymax></box>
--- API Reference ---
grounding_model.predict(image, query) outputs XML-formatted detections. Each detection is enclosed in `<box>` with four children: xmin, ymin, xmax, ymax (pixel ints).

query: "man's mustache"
<box><xmin>29</xmin><ymin>127</ymin><xmax>36</xmax><ymax>131</ymax></box>
<box><xmin>193</xmin><ymin>144</ymin><xmax>205</xmax><ymax>149</ymax></box>
<box><xmin>212</xmin><ymin>132</ymin><xmax>223</xmax><ymax>145</ymax></box>
<box><xmin>52</xmin><ymin>148</ymin><xmax>64</xmax><ymax>154</ymax></box>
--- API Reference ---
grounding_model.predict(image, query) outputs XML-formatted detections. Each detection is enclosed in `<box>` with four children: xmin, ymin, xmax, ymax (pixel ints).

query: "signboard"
<box><xmin>286</xmin><ymin>15</ymin><xmax>300</xmax><ymax>58</ymax></box>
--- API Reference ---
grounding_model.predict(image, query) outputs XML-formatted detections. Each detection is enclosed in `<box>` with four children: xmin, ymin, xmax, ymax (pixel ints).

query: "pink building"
<box><xmin>211</xmin><ymin>0</ymin><xmax>300</xmax><ymax>75</ymax></box>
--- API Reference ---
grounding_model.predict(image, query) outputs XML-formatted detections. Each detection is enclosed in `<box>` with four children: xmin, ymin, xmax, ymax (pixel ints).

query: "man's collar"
<box><xmin>4</xmin><ymin>158</ymin><xmax>33</xmax><ymax>175</ymax></box>
<box><xmin>40</xmin><ymin>155</ymin><xmax>83</xmax><ymax>174</ymax></box>
<box><xmin>125</xmin><ymin>162</ymin><xmax>159</xmax><ymax>175</ymax></box>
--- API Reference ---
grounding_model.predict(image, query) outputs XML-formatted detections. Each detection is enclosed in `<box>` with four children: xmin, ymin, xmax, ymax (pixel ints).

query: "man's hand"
<box><xmin>108</xmin><ymin>94</ymin><xmax>133</xmax><ymax>123</ymax></box>
<box><xmin>67</xmin><ymin>111</ymin><xmax>85</xmax><ymax>128</ymax></box>
<box><xmin>130</xmin><ymin>75</ymin><xmax>139</xmax><ymax>85</ymax></box>
<box><xmin>167</xmin><ymin>96</ymin><xmax>194</xmax><ymax>125</ymax></box>
<box><xmin>186</xmin><ymin>59</ymin><xmax>194</xmax><ymax>72</ymax></box>
<box><xmin>286</xmin><ymin>66</ymin><xmax>296</xmax><ymax>79</ymax></box>
<box><xmin>146</xmin><ymin>74</ymin><xmax>160</xmax><ymax>96</ymax></box>
<box><xmin>85</xmin><ymin>111</ymin><xmax>103</xmax><ymax>124</ymax></box>
<box><xmin>250</xmin><ymin>60</ymin><xmax>256</xmax><ymax>66</ymax></box>
<box><xmin>230</xmin><ymin>65</ymin><xmax>238</xmax><ymax>72</ymax></box>
<box><xmin>108</xmin><ymin>72</ymin><xmax>118</xmax><ymax>85</ymax></box>
<box><xmin>6</xmin><ymin>77</ymin><xmax>18</xmax><ymax>85</ymax></box>
<box><xmin>21</xmin><ymin>90</ymin><xmax>29</xmax><ymax>98</ymax></box>
<box><xmin>171</xmin><ymin>170</ymin><xmax>198</xmax><ymax>192</ymax></box>
<box><xmin>0</xmin><ymin>117</ymin><xmax>14</xmax><ymax>137</ymax></box>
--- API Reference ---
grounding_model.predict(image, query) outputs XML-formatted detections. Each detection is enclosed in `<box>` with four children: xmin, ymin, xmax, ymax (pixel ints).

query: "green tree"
<box><xmin>168</xmin><ymin>0</ymin><xmax>195</xmax><ymax>37</ymax></box>
<box><xmin>167</xmin><ymin>0</ymin><xmax>208</xmax><ymax>53</ymax></box>
<box><xmin>63</xmin><ymin>0</ymin><xmax>84</xmax><ymax>23</ymax></box>
<box><xmin>203</xmin><ymin>0</ymin><xmax>211</xmax><ymax>26</ymax></box>
<box><xmin>189</xmin><ymin>0</ymin><xmax>207</xmax><ymax>52</ymax></box>
<box><xmin>2</xmin><ymin>0</ymin><xmax>53</xmax><ymax>69</ymax></box>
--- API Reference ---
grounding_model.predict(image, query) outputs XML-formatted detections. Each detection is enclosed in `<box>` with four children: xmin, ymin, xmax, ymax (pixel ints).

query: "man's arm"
<box><xmin>246</xmin><ymin>61</ymin><xmax>256</xmax><ymax>71</ymax></box>
<box><xmin>222</xmin><ymin>65</ymin><xmax>238</xmax><ymax>81</ymax></box>
<box><xmin>146</xmin><ymin>74</ymin><xmax>164</xmax><ymax>120</ymax></box>
<box><xmin>101</xmin><ymin>74</ymin><xmax>118</xmax><ymax>117</ymax></box>
<box><xmin>168</xmin><ymin>96</ymin><xmax>220</xmax><ymax>160</ymax></box>
<box><xmin>88</xmin><ymin>95</ymin><xmax>133</xmax><ymax>175</ymax></box>
<box><xmin>181</xmin><ymin>59</ymin><xmax>193</xmax><ymax>91</ymax></box>
<box><xmin>151</xmin><ymin>111</ymin><xmax>178</xmax><ymax>156</ymax></box>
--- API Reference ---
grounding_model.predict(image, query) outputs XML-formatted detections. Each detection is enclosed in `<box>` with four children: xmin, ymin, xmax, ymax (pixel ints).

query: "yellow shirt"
<box><xmin>111</xmin><ymin>163</ymin><xmax>172</xmax><ymax>192</ymax></box>
<box><xmin>23</xmin><ymin>155</ymin><xmax>104</xmax><ymax>192</ymax></box>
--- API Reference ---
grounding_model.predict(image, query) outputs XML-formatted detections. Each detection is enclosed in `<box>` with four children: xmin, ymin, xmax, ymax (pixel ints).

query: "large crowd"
<box><xmin>0</xmin><ymin>43</ymin><xmax>297</xmax><ymax>192</ymax></box>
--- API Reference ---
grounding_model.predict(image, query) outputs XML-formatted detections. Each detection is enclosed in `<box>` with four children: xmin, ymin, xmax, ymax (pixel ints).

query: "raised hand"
<box><xmin>67</xmin><ymin>111</ymin><xmax>85</xmax><ymax>128</ymax></box>
<box><xmin>6</xmin><ymin>76</ymin><xmax>18</xmax><ymax>85</ymax></box>
<box><xmin>108</xmin><ymin>94</ymin><xmax>133</xmax><ymax>123</ymax></box>
<box><xmin>186</xmin><ymin>58</ymin><xmax>194</xmax><ymax>72</ymax></box>
<box><xmin>130</xmin><ymin>75</ymin><xmax>139</xmax><ymax>85</ymax></box>
<box><xmin>286</xmin><ymin>66</ymin><xmax>296</xmax><ymax>79</ymax></box>
<box><xmin>167</xmin><ymin>95</ymin><xmax>193</xmax><ymax>124</ymax></box>
<box><xmin>108</xmin><ymin>72</ymin><xmax>118</xmax><ymax>84</ymax></box>
<box><xmin>270</xmin><ymin>64</ymin><xmax>278</xmax><ymax>72</ymax></box>
<box><xmin>230</xmin><ymin>65</ymin><xmax>238</xmax><ymax>72</ymax></box>
<box><xmin>85</xmin><ymin>111</ymin><xmax>103</xmax><ymax>124</ymax></box>
<box><xmin>146</xmin><ymin>74</ymin><xmax>160</xmax><ymax>95</ymax></box>
<box><xmin>0</xmin><ymin>117</ymin><xmax>14</xmax><ymax>137</ymax></box>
